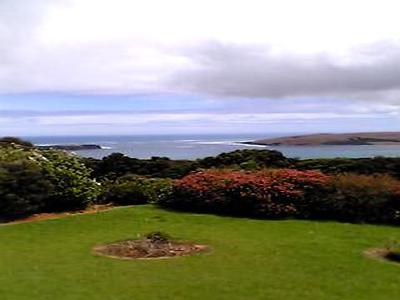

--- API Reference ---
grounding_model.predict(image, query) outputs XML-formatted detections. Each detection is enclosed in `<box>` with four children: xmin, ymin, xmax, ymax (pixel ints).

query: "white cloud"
<box><xmin>1</xmin><ymin>0</ymin><xmax>400</xmax><ymax>103</ymax></box>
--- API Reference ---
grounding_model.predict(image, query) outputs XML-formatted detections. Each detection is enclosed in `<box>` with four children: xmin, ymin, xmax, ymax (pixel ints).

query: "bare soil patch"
<box><xmin>93</xmin><ymin>237</ymin><xmax>208</xmax><ymax>260</ymax></box>
<box><xmin>2</xmin><ymin>204</ymin><xmax>113</xmax><ymax>226</ymax></box>
<box><xmin>364</xmin><ymin>248</ymin><xmax>400</xmax><ymax>264</ymax></box>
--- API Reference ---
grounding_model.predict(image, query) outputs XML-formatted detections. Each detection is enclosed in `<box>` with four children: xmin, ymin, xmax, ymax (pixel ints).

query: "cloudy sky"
<box><xmin>1</xmin><ymin>0</ymin><xmax>400</xmax><ymax>136</ymax></box>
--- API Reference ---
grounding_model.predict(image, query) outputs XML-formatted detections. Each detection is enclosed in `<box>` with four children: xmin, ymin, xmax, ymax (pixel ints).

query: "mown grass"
<box><xmin>0</xmin><ymin>205</ymin><xmax>399</xmax><ymax>300</ymax></box>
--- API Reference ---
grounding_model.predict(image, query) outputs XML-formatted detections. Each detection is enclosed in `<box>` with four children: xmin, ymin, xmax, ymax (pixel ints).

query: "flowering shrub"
<box><xmin>158</xmin><ymin>169</ymin><xmax>329</xmax><ymax>218</ymax></box>
<box><xmin>158</xmin><ymin>169</ymin><xmax>400</xmax><ymax>224</ymax></box>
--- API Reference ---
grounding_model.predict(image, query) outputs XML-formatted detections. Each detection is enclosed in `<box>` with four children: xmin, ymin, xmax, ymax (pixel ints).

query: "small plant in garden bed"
<box><xmin>145</xmin><ymin>231</ymin><xmax>171</xmax><ymax>243</ymax></box>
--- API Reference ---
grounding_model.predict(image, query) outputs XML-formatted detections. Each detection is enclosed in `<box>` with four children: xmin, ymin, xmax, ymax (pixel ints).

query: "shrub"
<box><xmin>158</xmin><ymin>169</ymin><xmax>328</xmax><ymax>218</ymax></box>
<box><xmin>0</xmin><ymin>137</ymin><xmax>33</xmax><ymax>148</ymax></box>
<box><xmin>145</xmin><ymin>231</ymin><xmax>171</xmax><ymax>243</ymax></box>
<box><xmin>294</xmin><ymin>157</ymin><xmax>400</xmax><ymax>179</ymax></box>
<box><xmin>198</xmin><ymin>149</ymin><xmax>293</xmax><ymax>169</ymax></box>
<box><xmin>0</xmin><ymin>159</ymin><xmax>53</xmax><ymax>220</ymax></box>
<box><xmin>159</xmin><ymin>169</ymin><xmax>400</xmax><ymax>224</ymax></box>
<box><xmin>84</xmin><ymin>153</ymin><xmax>198</xmax><ymax>180</ymax></box>
<box><xmin>319</xmin><ymin>174</ymin><xmax>400</xmax><ymax>224</ymax></box>
<box><xmin>0</xmin><ymin>146</ymin><xmax>100</xmax><ymax>220</ymax></box>
<box><xmin>101</xmin><ymin>175</ymin><xmax>172</xmax><ymax>205</ymax></box>
<box><xmin>40</xmin><ymin>150</ymin><xmax>101</xmax><ymax>211</ymax></box>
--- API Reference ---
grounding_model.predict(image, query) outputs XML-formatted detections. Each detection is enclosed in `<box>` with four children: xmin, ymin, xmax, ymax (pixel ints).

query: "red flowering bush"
<box><xmin>157</xmin><ymin>168</ymin><xmax>400</xmax><ymax>224</ymax></box>
<box><xmin>158</xmin><ymin>169</ymin><xmax>329</xmax><ymax>218</ymax></box>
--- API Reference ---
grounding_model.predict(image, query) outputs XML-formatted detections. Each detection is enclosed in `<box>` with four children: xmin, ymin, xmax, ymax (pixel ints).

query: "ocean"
<box><xmin>27</xmin><ymin>134</ymin><xmax>400</xmax><ymax>160</ymax></box>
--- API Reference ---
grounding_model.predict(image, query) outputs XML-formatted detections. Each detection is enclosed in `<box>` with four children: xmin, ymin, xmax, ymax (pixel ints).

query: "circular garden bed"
<box><xmin>93</xmin><ymin>232</ymin><xmax>208</xmax><ymax>260</ymax></box>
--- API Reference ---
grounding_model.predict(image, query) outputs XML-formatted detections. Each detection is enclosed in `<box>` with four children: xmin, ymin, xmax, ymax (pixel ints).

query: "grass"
<box><xmin>0</xmin><ymin>205</ymin><xmax>399</xmax><ymax>300</ymax></box>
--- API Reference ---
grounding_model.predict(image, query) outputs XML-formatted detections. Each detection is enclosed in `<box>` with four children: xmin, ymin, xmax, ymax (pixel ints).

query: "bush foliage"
<box><xmin>84</xmin><ymin>153</ymin><xmax>197</xmax><ymax>180</ymax></box>
<box><xmin>321</xmin><ymin>174</ymin><xmax>400</xmax><ymax>223</ymax></box>
<box><xmin>0</xmin><ymin>145</ymin><xmax>99</xmax><ymax>220</ymax></box>
<box><xmin>158</xmin><ymin>169</ymin><xmax>400</xmax><ymax>224</ymax></box>
<box><xmin>84</xmin><ymin>149</ymin><xmax>293</xmax><ymax>180</ymax></box>
<box><xmin>1</xmin><ymin>138</ymin><xmax>400</xmax><ymax>225</ymax></box>
<box><xmin>84</xmin><ymin>149</ymin><xmax>400</xmax><ymax>181</ymax></box>
<box><xmin>197</xmin><ymin>149</ymin><xmax>293</xmax><ymax>169</ymax></box>
<box><xmin>0</xmin><ymin>159</ymin><xmax>53</xmax><ymax>220</ymax></box>
<box><xmin>40</xmin><ymin>150</ymin><xmax>101</xmax><ymax>211</ymax></box>
<box><xmin>294</xmin><ymin>157</ymin><xmax>400</xmax><ymax>179</ymax></box>
<box><xmin>158</xmin><ymin>169</ymin><xmax>329</xmax><ymax>218</ymax></box>
<box><xmin>101</xmin><ymin>175</ymin><xmax>171</xmax><ymax>205</ymax></box>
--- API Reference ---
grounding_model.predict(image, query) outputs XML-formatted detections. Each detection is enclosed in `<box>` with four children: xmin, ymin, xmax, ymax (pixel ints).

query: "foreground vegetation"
<box><xmin>1</xmin><ymin>137</ymin><xmax>400</xmax><ymax>225</ymax></box>
<box><xmin>1</xmin><ymin>205</ymin><xmax>399</xmax><ymax>300</ymax></box>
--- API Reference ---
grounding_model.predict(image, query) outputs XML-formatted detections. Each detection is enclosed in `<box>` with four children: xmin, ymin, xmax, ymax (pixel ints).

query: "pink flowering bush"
<box><xmin>158</xmin><ymin>169</ymin><xmax>400</xmax><ymax>224</ymax></box>
<box><xmin>158</xmin><ymin>169</ymin><xmax>329</xmax><ymax>218</ymax></box>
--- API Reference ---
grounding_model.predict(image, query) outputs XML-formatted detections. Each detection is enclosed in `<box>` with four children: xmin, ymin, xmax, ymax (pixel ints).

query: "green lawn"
<box><xmin>0</xmin><ymin>205</ymin><xmax>399</xmax><ymax>300</ymax></box>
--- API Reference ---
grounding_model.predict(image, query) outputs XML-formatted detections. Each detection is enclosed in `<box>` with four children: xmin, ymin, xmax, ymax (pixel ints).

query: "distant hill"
<box><xmin>36</xmin><ymin>144</ymin><xmax>102</xmax><ymax>150</ymax></box>
<box><xmin>246</xmin><ymin>132</ymin><xmax>400</xmax><ymax>146</ymax></box>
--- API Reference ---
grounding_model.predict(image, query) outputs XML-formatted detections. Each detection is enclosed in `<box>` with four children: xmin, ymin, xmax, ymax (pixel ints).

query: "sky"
<box><xmin>1</xmin><ymin>0</ymin><xmax>400</xmax><ymax>136</ymax></box>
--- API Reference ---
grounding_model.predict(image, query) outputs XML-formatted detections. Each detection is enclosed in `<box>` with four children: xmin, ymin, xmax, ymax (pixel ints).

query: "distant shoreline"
<box><xmin>35</xmin><ymin>144</ymin><xmax>102</xmax><ymax>151</ymax></box>
<box><xmin>244</xmin><ymin>132</ymin><xmax>400</xmax><ymax>146</ymax></box>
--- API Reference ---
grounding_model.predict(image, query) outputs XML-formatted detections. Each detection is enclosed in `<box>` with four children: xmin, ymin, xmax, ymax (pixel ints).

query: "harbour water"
<box><xmin>27</xmin><ymin>134</ymin><xmax>400</xmax><ymax>160</ymax></box>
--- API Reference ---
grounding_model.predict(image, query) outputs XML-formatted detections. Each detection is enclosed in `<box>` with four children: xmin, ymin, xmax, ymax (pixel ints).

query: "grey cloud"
<box><xmin>170</xmin><ymin>41</ymin><xmax>400</xmax><ymax>102</ymax></box>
